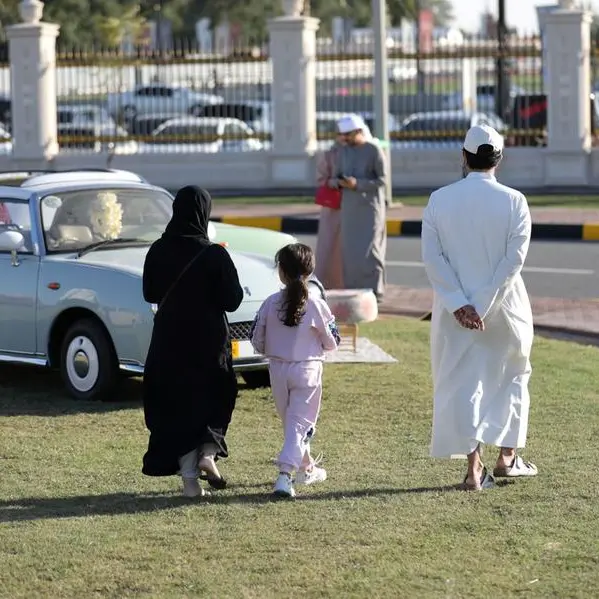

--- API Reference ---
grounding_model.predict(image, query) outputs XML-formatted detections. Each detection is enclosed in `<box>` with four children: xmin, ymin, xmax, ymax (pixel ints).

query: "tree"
<box><xmin>93</xmin><ymin>4</ymin><xmax>146</xmax><ymax>47</ymax></box>
<box><xmin>188</xmin><ymin>0</ymin><xmax>452</xmax><ymax>39</ymax></box>
<box><xmin>0</xmin><ymin>0</ymin><xmax>455</xmax><ymax>47</ymax></box>
<box><xmin>386</xmin><ymin>0</ymin><xmax>453</xmax><ymax>28</ymax></box>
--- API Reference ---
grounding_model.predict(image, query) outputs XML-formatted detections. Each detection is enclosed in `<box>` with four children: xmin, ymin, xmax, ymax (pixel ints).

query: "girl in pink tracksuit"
<box><xmin>250</xmin><ymin>243</ymin><xmax>341</xmax><ymax>499</ymax></box>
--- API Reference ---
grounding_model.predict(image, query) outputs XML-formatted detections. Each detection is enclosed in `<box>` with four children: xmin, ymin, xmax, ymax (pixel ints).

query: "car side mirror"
<box><xmin>0</xmin><ymin>230</ymin><xmax>25</xmax><ymax>266</ymax></box>
<box><xmin>0</xmin><ymin>229</ymin><xmax>24</xmax><ymax>252</ymax></box>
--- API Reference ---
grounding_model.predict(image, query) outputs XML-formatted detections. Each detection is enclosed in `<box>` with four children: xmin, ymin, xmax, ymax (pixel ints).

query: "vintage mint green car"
<box><xmin>208</xmin><ymin>221</ymin><xmax>296</xmax><ymax>262</ymax></box>
<box><xmin>0</xmin><ymin>169</ymin><xmax>295</xmax><ymax>401</ymax></box>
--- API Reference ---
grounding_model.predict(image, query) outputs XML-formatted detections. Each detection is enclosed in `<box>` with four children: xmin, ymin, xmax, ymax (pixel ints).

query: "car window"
<box><xmin>202</xmin><ymin>104</ymin><xmax>262</xmax><ymax>122</ymax></box>
<box><xmin>224</xmin><ymin>122</ymin><xmax>249</xmax><ymax>137</ymax></box>
<box><xmin>156</xmin><ymin>123</ymin><xmax>219</xmax><ymax>140</ymax></box>
<box><xmin>40</xmin><ymin>188</ymin><xmax>174</xmax><ymax>253</ymax></box>
<box><xmin>0</xmin><ymin>199</ymin><xmax>33</xmax><ymax>253</ymax></box>
<box><xmin>57</xmin><ymin>110</ymin><xmax>74</xmax><ymax>124</ymax></box>
<box><xmin>81</xmin><ymin>110</ymin><xmax>97</xmax><ymax>121</ymax></box>
<box><xmin>477</xmin><ymin>85</ymin><xmax>495</xmax><ymax>96</ymax></box>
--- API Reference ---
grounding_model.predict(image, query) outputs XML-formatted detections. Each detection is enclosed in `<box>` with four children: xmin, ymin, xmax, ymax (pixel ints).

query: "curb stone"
<box><xmin>213</xmin><ymin>216</ymin><xmax>599</xmax><ymax>241</ymax></box>
<box><xmin>378</xmin><ymin>307</ymin><xmax>599</xmax><ymax>344</ymax></box>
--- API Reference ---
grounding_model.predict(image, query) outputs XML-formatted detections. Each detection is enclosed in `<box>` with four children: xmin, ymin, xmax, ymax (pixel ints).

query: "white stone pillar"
<box><xmin>6</xmin><ymin>0</ymin><xmax>60</xmax><ymax>166</ymax></box>
<box><xmin>461</xmin><ymin>59</ymin><xmax>477</xmax><ymax>113</ymax></box>
<box><xmin>543</xmin><ymin>4</ymin><xmax>592</xmax><ymax>185</ymax></box>
<box><xmin>268</xmin><ymin>14</ymin><xmax>319</xmax><ymax>184</ymax></box>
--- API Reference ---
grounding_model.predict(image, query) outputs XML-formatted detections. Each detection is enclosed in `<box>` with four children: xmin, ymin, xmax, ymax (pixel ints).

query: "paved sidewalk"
<box><xmin>379</xmin><ymin>285</ymin><xmax>599</xmax><ymax>338</ymax></box>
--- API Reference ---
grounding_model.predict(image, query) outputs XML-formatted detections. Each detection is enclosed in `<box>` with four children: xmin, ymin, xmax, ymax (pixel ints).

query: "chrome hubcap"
<box><xmin>65</xmin><ymin>336</ymin><xmax>99</xmax><ymax>393</ymax></box>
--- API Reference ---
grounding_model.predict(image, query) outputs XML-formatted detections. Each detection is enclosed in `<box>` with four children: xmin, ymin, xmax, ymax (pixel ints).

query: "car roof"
<box><xmin>158</xmin><ymin>116</ymin><xmax>243</xmax><ymax>125</ymax></box>
<box><xmin>405</xmin><ymin>110</ymin><xmax>474</xmax><ymax>119</ymax></box>
<box><xmin>133</xmin><ymin>112</ymin><xmax>183</xmax><ymax>120</ymax></box>
<box><xmin>0</xmin><ymin>169</ymin><xmax>149</xmax><ymax>190</ymax></box>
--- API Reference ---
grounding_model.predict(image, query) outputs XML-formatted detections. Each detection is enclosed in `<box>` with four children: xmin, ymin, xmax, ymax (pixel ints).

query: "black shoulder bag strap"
<box><xmin>155</xmin><ymin>245</ymin><xmax>209</xmax><ymax>316</ymax></box>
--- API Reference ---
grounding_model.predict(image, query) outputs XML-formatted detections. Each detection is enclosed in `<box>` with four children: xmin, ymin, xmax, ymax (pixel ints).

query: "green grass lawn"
<box><xmin>1</xmin><ymin>318</ymin><xmax>598</xmax><ymax>598</ymax></box>
<box><xmin>213</xmin><ymin>194</ymin><xmax>599</xmax><ymax>208</ymax></box>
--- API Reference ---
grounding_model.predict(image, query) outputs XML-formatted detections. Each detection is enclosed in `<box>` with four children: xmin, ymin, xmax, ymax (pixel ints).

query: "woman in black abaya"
<box><xmin>142</xmin><ymin>185</ymin><xmax>243</xmax><ymax>498</ymax></box>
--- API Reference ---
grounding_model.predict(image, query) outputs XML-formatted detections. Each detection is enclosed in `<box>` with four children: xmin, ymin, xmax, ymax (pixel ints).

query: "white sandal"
<box><xmin>493</xmin><ymin>455</ymin><xmax>538</xmax><ymax>478</ymax></box>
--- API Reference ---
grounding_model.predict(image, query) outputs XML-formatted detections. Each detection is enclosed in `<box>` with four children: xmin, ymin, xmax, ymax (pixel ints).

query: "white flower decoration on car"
<box><xmin>88</xmin><ymin>192</ymin><xmax>123</xmax><ymax>239</ymax></box>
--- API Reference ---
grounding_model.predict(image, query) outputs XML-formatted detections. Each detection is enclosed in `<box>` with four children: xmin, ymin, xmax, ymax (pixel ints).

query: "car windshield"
<box><xmin>40</xmin><ymin>187</ymin><xmax>173</xmax><ymax>253</ymax></box>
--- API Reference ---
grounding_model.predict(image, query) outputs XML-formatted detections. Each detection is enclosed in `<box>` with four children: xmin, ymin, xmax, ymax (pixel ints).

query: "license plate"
<box><xmin>231</xmin><ymin>340</ymin><xmax>256</xmax><ymax>359</ymax></box>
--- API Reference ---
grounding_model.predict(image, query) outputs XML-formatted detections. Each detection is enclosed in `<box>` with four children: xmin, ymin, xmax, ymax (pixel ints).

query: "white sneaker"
<box><xmin>182</xmin><ymin>477</ymin><xmax>206</xmax><ymax>498</ymax></box>
<box><xmin>296</xmin><ymin>465</ymin><xmax>327</xmax><ymax>485</ymax></box>
<box><xmin>273</xmin><ymin>473</ymin><xmax>296</xmax><ymax>499</ymax></box>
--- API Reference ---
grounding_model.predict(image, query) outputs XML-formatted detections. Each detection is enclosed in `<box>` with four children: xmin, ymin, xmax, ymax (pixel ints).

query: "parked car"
<box><xmin>56</xmin><ymin>102</ymin><xmax>137</xmax><ymax>153</ymax></box>
<box><xmin>200</xmin><ymin>101</ymin><xmax>273</xmax><ymax>136</ymax></box>
<box><xmin>0</xmin><ymin>168</ymin><xmax>291</xmax><ymax>400</ymax></box>
<box><xmin>106</xmin><ymin>83</ymin><xmax>223</xmax><ymax>120</ymax></box>
<box><xmin>57</xmin><ymin>124</ymin><xmax>138</xmax><ymax>155</ymax></box>
<box><xmin>57</xmin><ymin>104</ymin><xmax>116</xmax><ymax>128</ymax></box>
<box><xmin>0</xmin><ymin>93</ymin><xmax>11</xmax><ymax>131</ymax></box>
<box><xmin>392</xmin><ymin>110</ymin><xmax>507</xmax><ymax>148</ymax></box>
<box><xmin>207</xmin><ymin>221</ymin><xmax>296</xmax><ymax>261</ymax></box>
<box><xmin>0</xmin><ymin>122</ymin><xmax>12</xmax><ymax>155</ymax></box>
<box><xmin>123</xmin><ymin>112</ymin><xmax>184</xmax><ymax>136</ymax></box>
<box><xmin>442</xmin><ymin>84</ymin><xmax>526</xmax><ymax>114</ymax></box>
<box><xmin>138</xmin><ymin>116</ymin><xmax>264</xmax><ymax>153</ymax></box>
<box><xmin>508</xmin><ymin>92</ymin><xmax>599</xmax><ymax>147</ymax></box>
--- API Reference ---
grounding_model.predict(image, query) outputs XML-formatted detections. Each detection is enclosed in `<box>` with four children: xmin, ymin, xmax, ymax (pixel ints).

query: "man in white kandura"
<box><xmin>421</xmin><ymin>124</ymin><xmax>538</xmax><ymax>491</ymax></box>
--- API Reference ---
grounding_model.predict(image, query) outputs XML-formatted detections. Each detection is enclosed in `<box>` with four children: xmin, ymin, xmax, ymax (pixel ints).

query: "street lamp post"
<box><xmin>415</xmin><ymin>0</ymin><xmax>425</xmax><ymax>94</ymax></box>
<box><xmin>495</xmin><ymin>0</ymin><xmax>507</xmax><ymax>119</ymax></box>
<box><xmin>372</xmin><ymin>0</ymin><xmax>392</xmax><ymax>204</ymax></box>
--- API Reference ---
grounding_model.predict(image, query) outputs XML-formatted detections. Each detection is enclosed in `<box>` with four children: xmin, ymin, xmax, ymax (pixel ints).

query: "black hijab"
<box><xmin>164</xmin><ymin>185</ymin><xmax>212</xmax><ymax>242</ymax></box>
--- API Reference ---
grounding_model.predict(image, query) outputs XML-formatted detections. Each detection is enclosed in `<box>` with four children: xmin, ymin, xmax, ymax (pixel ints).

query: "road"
<box><xmin>296</xmin><ymin>236</ymin><xmax>599</xmax><ymax>300</ymax></box>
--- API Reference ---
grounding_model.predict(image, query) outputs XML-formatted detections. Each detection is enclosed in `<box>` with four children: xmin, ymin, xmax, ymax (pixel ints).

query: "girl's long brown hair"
<box><xmin>275</xmin><ymin>243</ymin><xmax>315</xmax><ymax>327</ymax></box>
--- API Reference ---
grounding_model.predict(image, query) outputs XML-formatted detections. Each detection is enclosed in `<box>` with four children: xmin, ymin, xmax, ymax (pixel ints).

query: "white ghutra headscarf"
<box><xmin>337</xmin><ymin>113</ymin><xmax>376</xmax><ymax>142</ymax></box>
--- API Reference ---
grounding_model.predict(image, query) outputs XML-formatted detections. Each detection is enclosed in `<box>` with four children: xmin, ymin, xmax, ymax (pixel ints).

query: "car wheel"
<box><xmin>189</xmin><ymin>104</ymin><xmax>204</xmax><ymax>117</ymax></box>
<box><xmin>122</xmin><ymin>105</ymin><xmax>137</xmax><ymax>119</ymax></box>
<box><xmin>241</xmin><ymin>370</ymin><xmax>271</xmax><ymax>389</ymax></box>
<box><xmin>60</xmin><ymin>318</ymin><xmax>119</xmax><ymax>401</ymax></box>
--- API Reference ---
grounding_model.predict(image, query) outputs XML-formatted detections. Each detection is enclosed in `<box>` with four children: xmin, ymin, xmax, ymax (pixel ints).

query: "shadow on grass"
<box><xmin>0</xmin><ymin>364</ymin><xmax>143</xmax><ymax>416</ymax></box>
<box><xmin>0</xmin><ymin>482</ymin><xmax>514</xmax><ymax>523</ymax></box>
<box><xmin>0</xmin><ymin>364</ymin><xmax>261</xmax><ymax>417</ymax></box>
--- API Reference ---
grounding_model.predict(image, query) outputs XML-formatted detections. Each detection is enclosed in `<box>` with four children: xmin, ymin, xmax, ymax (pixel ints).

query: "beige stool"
<box><xmin>326</xmin><ymin>289</ymin><xmax>379</xmax><ymax>352</ymax></box>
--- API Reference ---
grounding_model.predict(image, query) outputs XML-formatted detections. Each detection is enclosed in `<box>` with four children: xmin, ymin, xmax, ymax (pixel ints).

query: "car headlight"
<box><xmin>150</xmin><ymin>303</ymin><xmax>158</xmax><ymax>315</ymax></box>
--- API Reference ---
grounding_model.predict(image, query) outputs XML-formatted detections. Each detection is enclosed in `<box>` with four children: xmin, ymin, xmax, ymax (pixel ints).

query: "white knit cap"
<box><xmin>463</xmin><ymin>124</ymin><xmax>504</xmax><ymax>154</ymax></box>
<box><xmin>337</xmin><ymin>114</ymin><xmax>367</xmax><ymax>134</ymax></box>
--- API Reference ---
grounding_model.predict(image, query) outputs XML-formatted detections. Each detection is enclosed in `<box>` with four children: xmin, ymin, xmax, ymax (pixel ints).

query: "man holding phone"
<box><xmin>330</xmin><ymin>114</ymin><xmax>388</xmax><ymax>303</ymax></box>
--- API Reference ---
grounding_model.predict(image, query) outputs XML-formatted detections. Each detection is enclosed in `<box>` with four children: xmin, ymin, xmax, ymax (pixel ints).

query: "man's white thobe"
<box><xmin>421</xmin><ymin>172</ymin><xmax>534</xmax><ymax>459</ymax></box>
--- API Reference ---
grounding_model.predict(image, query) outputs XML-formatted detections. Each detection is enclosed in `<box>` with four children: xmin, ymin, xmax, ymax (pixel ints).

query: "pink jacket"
<box><xmin>250</xmin><ymin>291</ymin><xmax>341</xmax><ymax>362</ymax></box>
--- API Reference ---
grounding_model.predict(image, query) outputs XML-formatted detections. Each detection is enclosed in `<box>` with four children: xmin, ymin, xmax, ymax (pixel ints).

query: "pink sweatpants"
<box><xmin>269</xmin><ymin>360</ymin><xmax>323</xmax><ymax>473</ymax></box>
